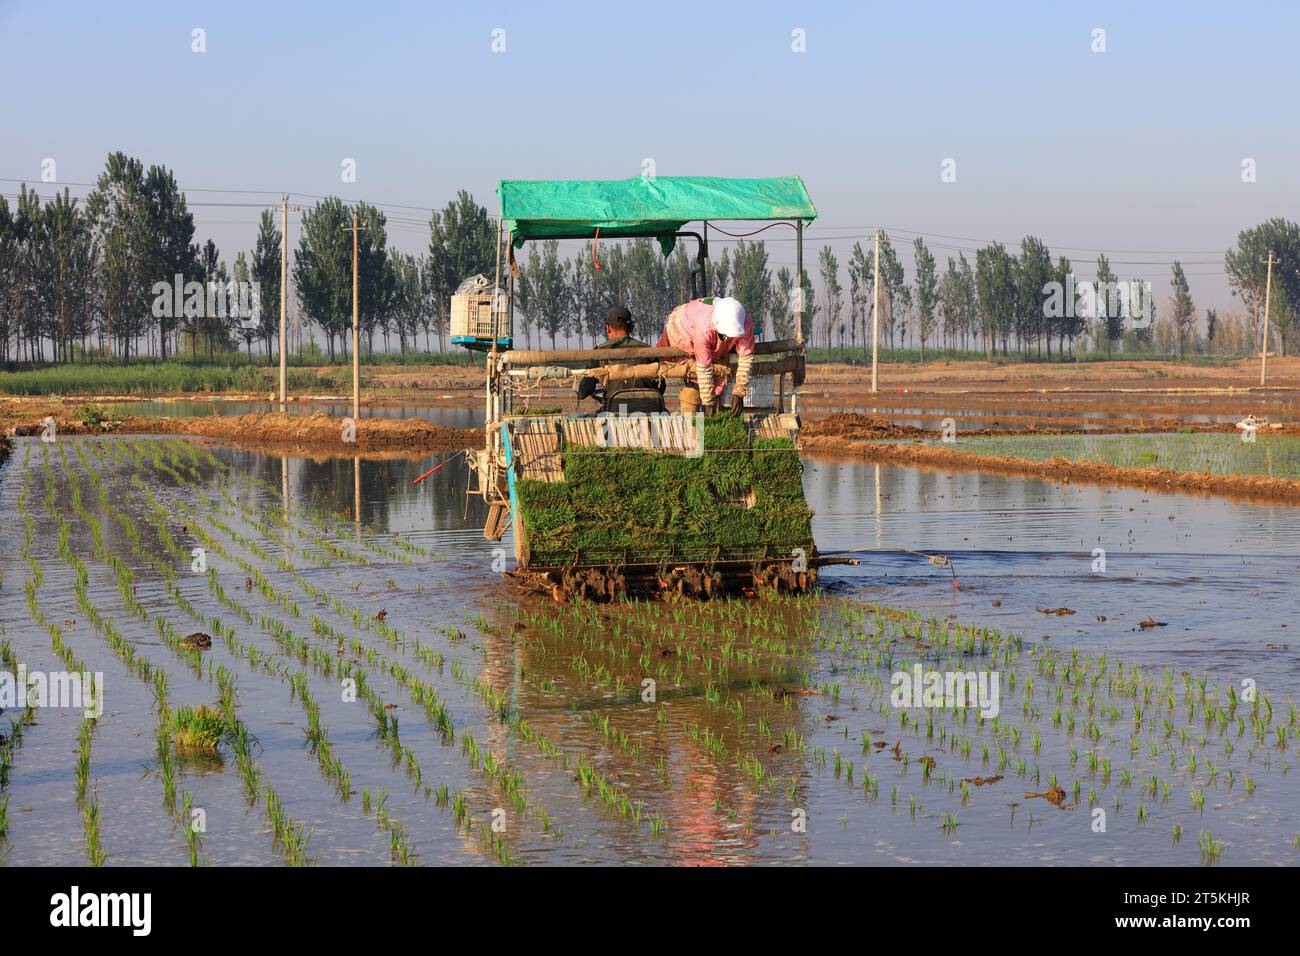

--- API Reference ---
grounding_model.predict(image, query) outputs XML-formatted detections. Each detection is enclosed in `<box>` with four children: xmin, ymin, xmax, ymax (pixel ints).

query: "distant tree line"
<box><xmin>3</xmin><ymin>151</ymin><xmax>1298</xmax><ymax>365</ymax></box>
<box><xmin>782</xmin><ymin>227</ymin><xmax>1298</xmax><ymax>361</ymax></box>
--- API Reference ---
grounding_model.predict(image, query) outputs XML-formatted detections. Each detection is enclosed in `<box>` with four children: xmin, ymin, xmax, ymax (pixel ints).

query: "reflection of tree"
<box><xmin>266</xmin><ymin>451</ymin><xmax>488</xmax><ymax>535</ymax></box>
<box><xmin>194</xmin><ymin>443</ymin><xmax>497</xmax><ymax>570</ymax></box>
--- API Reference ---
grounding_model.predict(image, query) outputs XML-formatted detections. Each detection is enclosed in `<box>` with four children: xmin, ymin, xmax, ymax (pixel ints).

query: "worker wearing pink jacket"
<box><xmin>657</xmin><ymin>296</ymin><xmax>755</xmax><ymax>414</ymax></box>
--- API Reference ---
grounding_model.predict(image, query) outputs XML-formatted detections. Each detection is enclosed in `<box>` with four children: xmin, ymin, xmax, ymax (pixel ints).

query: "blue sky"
<box><xmin>3</xmin><ymin>0</ymin><xmax>1298</xmax><ymax>312</ymax></box>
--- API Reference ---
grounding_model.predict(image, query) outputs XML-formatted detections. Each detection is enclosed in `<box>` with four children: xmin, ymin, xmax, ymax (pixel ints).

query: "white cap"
<box><xmin>711</xmin><ymin>297</ymin><xmax>746</xmax><ymax>337</ymax></box>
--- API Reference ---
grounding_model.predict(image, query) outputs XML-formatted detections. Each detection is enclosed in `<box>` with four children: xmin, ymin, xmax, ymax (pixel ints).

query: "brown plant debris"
<box><xmin>1024</xmin><ymin>784</ymin><xmax>1072</xmax><ymax>809</ymax></box>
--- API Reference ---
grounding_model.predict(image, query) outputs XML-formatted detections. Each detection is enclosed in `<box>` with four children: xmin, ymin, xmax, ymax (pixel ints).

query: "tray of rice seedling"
<box><xmin>502</xmin><ymin>411</ymin><xmax>819</xmax><ymax>598</ymax></box>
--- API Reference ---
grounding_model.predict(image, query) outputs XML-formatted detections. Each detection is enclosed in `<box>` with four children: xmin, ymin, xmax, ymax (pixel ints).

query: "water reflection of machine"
<box><xmin>457</xmin><ymin>176</ymin><xmax>842</xmax><ymax>599</ymax></box>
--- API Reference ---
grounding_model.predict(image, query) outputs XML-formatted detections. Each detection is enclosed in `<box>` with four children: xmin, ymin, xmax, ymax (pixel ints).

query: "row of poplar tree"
<box><xmin>3</xmin><ymin>151</ymin><xmax>1296</xmax><ymax>363</ymax></box>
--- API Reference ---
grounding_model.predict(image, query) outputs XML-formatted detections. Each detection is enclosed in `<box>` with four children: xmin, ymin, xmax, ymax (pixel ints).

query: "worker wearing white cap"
<box><xmin>657</xmin><ymin>296</ymin><xmax>755</xmax><ymax>414</ymax></box>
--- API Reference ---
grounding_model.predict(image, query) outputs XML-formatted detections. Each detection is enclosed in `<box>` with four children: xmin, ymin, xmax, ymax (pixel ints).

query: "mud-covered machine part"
<box><xmin>507</xmin><ymin>551</ymin><xmax>824</xmax><ymax>603</ymax></box>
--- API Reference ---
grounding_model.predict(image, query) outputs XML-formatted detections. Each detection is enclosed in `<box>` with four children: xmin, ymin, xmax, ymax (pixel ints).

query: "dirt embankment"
<box><xmin>799</xmin><ymin>412</ymin><xmax>1300</xmax><ymax>449</ymax></box>
<box><xmin>801</xmin><ymin>414</ymin><xmax>1300</xmax><ymax>505</ymax></box>
<box><xmin>851</xmin><ymin>442</ymin><xmax>1300</xmax><ymax>504</ymax></box>
<box><xmin>800</xmin><ymin>414</ymin><xmax>928</xmax><ymax>443</ymax></box>
<box><xmin>5</xmin><ymin>411</ymin><xmax>480</xmax><ymax>455</ymax></box>
<box><xmin>805</xmin><ymin>355</ymin><xmax>1300</xmax><ymax>390</ymax></box>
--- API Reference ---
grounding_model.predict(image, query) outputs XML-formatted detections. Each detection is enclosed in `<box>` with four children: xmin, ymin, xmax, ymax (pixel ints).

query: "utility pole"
<box><xmin>279</xmin><ymin>194</ymin><xmax>288</xmax><ymax>409</ymax></box>
<box><xmin>871</xmin><ymin>229</ymin><xmax>881</xmax><ymax>394</ymax></box>
<box><xmin>1260</xmin><ymin>251</ymin><xmax>1274</xmax><ymax>387</ymax></box>
<box><xmin>351</xmin><ymin>209</ymin><xmax>360</xmax><ymax>420</ymax></box>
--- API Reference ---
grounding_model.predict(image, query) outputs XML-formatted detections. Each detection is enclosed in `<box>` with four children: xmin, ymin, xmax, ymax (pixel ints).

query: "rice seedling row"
<box><xmin>155</xmin><ymin>440</ymin><xmax>682</xmax><ymax>846</ymax></box>
<box><xmin>481</xmin><ymin>601</ymin><xmax>829</xmax><ymax>835</ymax></box>
<box><xmin>0</xmin><ymin>637</ymin><xmax>39</xmax><ymax>843</ymax></box>
<box><xmin>82</xmin><ymin>447</ymin><xmax>476</xmax><ymax>864</ymax></box>
<box><xmin>14</xmin><ymin>434</ymin><xmax>1290</xmax><ymax>864</ymax></box>
<box><xmin>106</xmin><ymin>444</ymin><xmax>547</xmax><ymax>863</ymax></box>
<box><xmin>478</xmin><ymin>589</ymin><xmax>1296</xmax><ymax>860</ymax></box>
<box><xmin>188</xmin><ymin>455</ymin><xmax>1294</xmax><ymax>858</ymax></box>
<box><xmin>167</xmin><ymin>438</ymin><xmax>432</xmax><ymax>564</ymax></box>
<box><xmin>22</xmin><ymin>445</ymin><xmax>107</xmax><ymax>864</ymax></box>
<box><xmin>49</xmin><ymin>441</ymin><xmax>322</xmax><ymax>864</ymax></box>
<box><xmin>67</xmin><ymin>440</ymin><xmax>395</xmax><ymax>862</ymax></box>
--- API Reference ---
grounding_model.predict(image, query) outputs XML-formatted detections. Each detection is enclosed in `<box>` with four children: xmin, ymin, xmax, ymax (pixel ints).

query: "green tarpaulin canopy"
<box><xmin>499</xmin><ymin>176</ymin><xmax>817</xmax><ymax>254</ymax></box>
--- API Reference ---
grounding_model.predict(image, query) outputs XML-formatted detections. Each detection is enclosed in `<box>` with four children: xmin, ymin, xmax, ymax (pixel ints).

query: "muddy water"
<box><xmin>809</xmin><ymin>458</ymin><xmax>1299</xmax><ymax>687</ymax></box>
<box><xmin>1</xmin><ymin>438</ymin><xmax>1296</xmax><ymax>866</ymax></box>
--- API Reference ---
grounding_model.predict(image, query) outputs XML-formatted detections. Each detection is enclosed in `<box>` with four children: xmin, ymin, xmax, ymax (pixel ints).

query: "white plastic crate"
<box><xmin>450</xmin><ymin>292</ymin><xmax>509</xmax><ymax>340</ymax></box>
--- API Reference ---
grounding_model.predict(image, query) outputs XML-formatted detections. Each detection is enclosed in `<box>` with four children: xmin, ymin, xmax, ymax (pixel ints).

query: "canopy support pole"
<box><xmin>795</xmin><ymin>221</ymin><xmax>804</xmax><ymax>346</ymax></box>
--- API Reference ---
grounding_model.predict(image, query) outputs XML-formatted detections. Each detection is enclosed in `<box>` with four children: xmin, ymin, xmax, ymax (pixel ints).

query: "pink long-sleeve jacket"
<box><xmin>657</xmin><ymin>299</ymin><xmax>755</xmax><ymax>396</ymax></box>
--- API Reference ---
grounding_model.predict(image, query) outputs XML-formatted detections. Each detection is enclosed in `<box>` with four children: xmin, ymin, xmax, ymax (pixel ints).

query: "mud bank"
<box><xmin>801</xmin><ymin>414</ymin><xmax>930</xmax><ymax>443</ymax></box>
<box><xmin>809</xmin><ymin>435</ymin><xmax>1300</xmax><ymax>505</ymax></box>
<box><xmin>6</xmin><ymin>411</ymin><xmax>480</xmax><ymax>454</ymax></box>
<box><xmin>799</xmin><ymin>411</ymin><xmax>1300</xmax><ymax>447</ymax></box>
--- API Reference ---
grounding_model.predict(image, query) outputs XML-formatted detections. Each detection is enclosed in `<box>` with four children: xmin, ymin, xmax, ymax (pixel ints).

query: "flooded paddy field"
<box><xmin>916</xmin><ymin>432</ymin><xmax>1300</xmax><ymax>481</ymax></box>
<box><xmin>0</xmin><ymin>436</ymin><xmax>1296</xmax><ymax>866</ymax></box>
<box><xmin>796</xmin><ymin>386</ymin><xmax>1300</xmax><ymax>433</ymax></box>
<box><xmin>93</xmin><ymin>399</ymin><xmax>485</xmax><ymax>429</ymax></box>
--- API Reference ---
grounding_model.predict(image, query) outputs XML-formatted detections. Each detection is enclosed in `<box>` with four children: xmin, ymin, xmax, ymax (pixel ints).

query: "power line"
<box><xmin>0</xmin><ymin>173</ymin><xmax>1234</xmax><ymax>257</ymax></box>
<box><xmin>0</xmin><ymin>176</ymin><xmax>1241</xmax><ymax>284</ymax></box>
<box><xmin>872</xmin><ymin>224</ymin><xmax>1224</xmax><ymax>257</ymax></box>
<box><xmin>0</xmin><ymin>177</ymin><xmax>439</xmax><ymax>219</ymax></box>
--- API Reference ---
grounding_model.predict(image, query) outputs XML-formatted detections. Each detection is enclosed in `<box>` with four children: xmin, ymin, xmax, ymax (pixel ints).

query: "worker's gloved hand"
<box><xmin>701</xmin><ymin>399</ymin><xmax>718</xmax><ymax>417</ymax></box>
<box><xmin>727</xmin><ymin>394</ymin><xmax>745</xmax><ymax>415</ymax></box>
<box><xmin>576</xmin><ymin>376</ymin><xmax>599</xmax><ymax>401</ymax></box>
